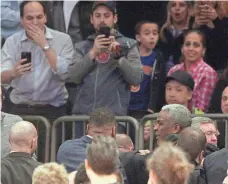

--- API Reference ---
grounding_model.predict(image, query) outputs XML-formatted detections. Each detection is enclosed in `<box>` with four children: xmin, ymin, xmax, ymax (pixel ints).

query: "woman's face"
<box><xmin>170</xmin><ymin>1</ymin><xmax>188</xmax><ymax>24</ymax></box>
<box><xmin>182</xmin><ymin>32</ymin><xmax>205</xmax><ymax>63</ymax></box>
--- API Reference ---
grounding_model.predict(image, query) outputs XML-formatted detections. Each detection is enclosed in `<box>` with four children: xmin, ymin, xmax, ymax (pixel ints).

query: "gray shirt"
<box><xmin>1</xmin><ymin>112</ymin><xmax>22</xmax><ymax>157</ymax></box>
<box><xmin>68</xmin><ymin>32</ymin><xmax>143</xmax><ymax>115</ymax></box>
<box><xmin>1</xmin><ymin>27</ymin><xmax>74</xmax><ymax>107</ymax></box>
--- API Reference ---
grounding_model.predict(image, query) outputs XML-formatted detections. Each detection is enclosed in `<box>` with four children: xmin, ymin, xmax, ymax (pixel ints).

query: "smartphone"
<box><xmin>98</xmin><ymin>26</ymin><xmax>111</xmax><ymax>38</ymax></box>
<box><xmin>21</xmin><ymin>52</ymin><xmax>31</xmax><ymax>65</ymax></box>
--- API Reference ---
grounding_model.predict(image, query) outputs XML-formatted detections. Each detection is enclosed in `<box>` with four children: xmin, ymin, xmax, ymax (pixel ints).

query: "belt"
<box><xmin>14</xmin><ymin>103</ymin><xmax>51</xmax><ymax>108</ymax></box>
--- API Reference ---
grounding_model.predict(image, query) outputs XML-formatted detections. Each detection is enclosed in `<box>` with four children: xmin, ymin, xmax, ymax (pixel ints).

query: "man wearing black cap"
<box><xmin>68</xmin><ymin>1</ymin><xmax>143</xmax><ymax>131</ymax></box>
<box><xmin>166</xmin><ymin>70</ymin><xmax>195</xmax><ymax>112</ymax></box>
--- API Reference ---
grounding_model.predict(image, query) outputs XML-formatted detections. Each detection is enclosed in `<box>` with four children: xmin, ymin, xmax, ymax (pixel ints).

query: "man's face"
<box><xmin>154</xmin><ymin>110</ymin><xmax>178</xmax><ymax>144</ymax></box>
<box><xmin>21</xmin><ymin>2</ymin><xmax>47</xmax><ymax>32</ymax></box>
<box><xmin>90</xmin><ymin>5</ymin><xmax>117</xmax><ymax>31</ymax></box>
<box><xmin>200</xmin><ymin>123</ymin><xmax>218</xmax><ymax>145</ymax></box>
<box><xmin>166</xmin><ymin>80</ymin><xmax>192</xmax><ymax>107</ymax></box>
<box><xmin>87</xmin><ymin>124</ymin><xmax>116</xmax><ymax>138</ymax></box>
<box><xmin>221</xmin><ymin>87</ymin><xmax>228</xmax><ymax>113</ymax></box>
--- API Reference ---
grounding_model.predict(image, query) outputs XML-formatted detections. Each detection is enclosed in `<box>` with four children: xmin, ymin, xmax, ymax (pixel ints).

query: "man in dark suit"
<box><xmin>1</xmin><ymin>121</ymin><xmax>41</xmax><ymax>184</ymax></box>
<box><xmin>177</xmin><ymin>127</ymin><xmax>207</xmax><ymax>184</ymax></box>
<box><xmin>57</xmin><ymin>107</ymin><xmax>128</xmax><ymax>184</ymax></box>
<box><xmin>203</xmin><ymin>148</ymin><xmax>228</xmax><ymax>184</ymax></box>
<box><xmin>120</xmin><ymin>104</ymin><xmax>192</xmax><ymax>184</ymax></box>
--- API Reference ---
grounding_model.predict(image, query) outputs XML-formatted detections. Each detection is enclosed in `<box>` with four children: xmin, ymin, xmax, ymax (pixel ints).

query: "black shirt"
<box><xmin>1</xmin><ymin>152</ymin><xmax>41</xmax><ymax>184</ymax></box>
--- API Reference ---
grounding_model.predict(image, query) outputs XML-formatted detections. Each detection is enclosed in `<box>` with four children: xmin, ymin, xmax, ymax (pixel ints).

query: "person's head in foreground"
<box><xmin>86</xmin><ymin>107</ymin><xmax>116</xmax><ymax>138</ymax></box>
<box><xmin>166</xmin><ymin>70</ymin><xmax>194</xmax><ymax>108</ymax></box>
<box><xmin>116</xmin><ymin>134</ymin><xmax>134</xmax><ymax>152</ymax></box>
<box><xmin>191</xmin><ymin>117</ymin><xmax>219</xmax><ymax>146</ymax></box>
<box><xmin>74</xmin><ymin>163</ymin><xmax>90</xmax><ymax>184</ymax></box>
<box><xmin>85</xmin><ymin>135</ymin><xmax>123</xmax><ymax>184</ymax></box>
<box><xmin>32</xmin><ymin>162</ymin><xmax>68</xmax><ymax>184</ymax></box>
<box><xmin>177</xmin><ymin>127</ymin><xmax>206</xmax><ymax>165</ymax></box>
<box><xmin>224</xmin><ymin>175</ymin><xmax>228</xmax><ymax>184</ymax></box>
<box><xmin>147</xmin><ymin>142</ymin><xmax>194</xmax><ymax>184</ymax></box>
<box><xmin>154</xmin><ymin>104</ymin><xmax>192</xmax><ymax>145</ymax></box>
<box><xmin>9</xmin><ymin>121</ymin><xmax>38</xmax><ymax>155</ymax></box>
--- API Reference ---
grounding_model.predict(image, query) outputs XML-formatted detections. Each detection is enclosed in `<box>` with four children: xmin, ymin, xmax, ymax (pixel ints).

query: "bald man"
<box><xmin>116</xmin><ymin>134</ymin><xmax>134</xmax><ymax>152</ymax></box>
<box><xmin>1</xmin><ymin>121</ymin><xmax>41</xmax><ymax>184</ymax></box>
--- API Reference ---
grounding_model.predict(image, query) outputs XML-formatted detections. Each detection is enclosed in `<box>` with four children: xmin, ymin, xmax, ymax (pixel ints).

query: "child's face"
<box><xmin>165</xmin><ymin>80</ymin><xmax>192</xmax><ymax>107</ymax></box>
<box><xmin>136</xmin><ymin>23</ymin><xmax>159</xmax><ymax>50</ymax></box>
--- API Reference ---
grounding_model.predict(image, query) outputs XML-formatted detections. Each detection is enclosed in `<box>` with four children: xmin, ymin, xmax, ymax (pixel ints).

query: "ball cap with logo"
<box><xmin>166</xmin><ymin>70</ymin><xmax>195</xmax><ymax>91</ymax></box>
<box><xmin>92</xmin><ymin>1</ymin><xmax>117</xmax><ymax>14</ymax></box>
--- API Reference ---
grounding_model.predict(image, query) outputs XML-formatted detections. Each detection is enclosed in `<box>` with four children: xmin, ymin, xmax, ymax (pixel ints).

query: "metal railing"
<box><xmin>139</xmin><ymin>113</ymin><xmax>228</xmax><ymax>150</ymax></box>
<box><xmin>21</xmin><ymin>115</ymin><xmax>51</xmax><ymax>162</ymax></box>
<box><xmin>21</xmin><ymin>113</ymin><xmax>227</xmax><ymax>162</ymax></box>
<box><xmin>139</xmin><ymin>114</ymin><xmax>157</xmax><ymax>150</ymax></box>
<box><xmin>50</xmin><ymin>115</ymin><xmax>139</xmax><ymax>161</ymax></box>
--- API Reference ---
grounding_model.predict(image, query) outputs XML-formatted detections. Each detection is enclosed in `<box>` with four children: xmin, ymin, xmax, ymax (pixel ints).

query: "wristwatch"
<box><xmin>43</xmin><ymin>44</ymin><xmax>50</xmax><ymax>51</ymax></box>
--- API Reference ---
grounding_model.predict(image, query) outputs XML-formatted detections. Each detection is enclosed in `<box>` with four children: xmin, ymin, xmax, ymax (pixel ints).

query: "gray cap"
<box><xmin>162</xmin><ymin>104</ymin><xmax>192</xmax><ymax>128</ymax></box>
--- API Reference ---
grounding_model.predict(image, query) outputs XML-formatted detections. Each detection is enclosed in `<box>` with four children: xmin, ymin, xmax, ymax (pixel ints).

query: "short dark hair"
<box><xmin>20</xmin><ymin>1</ymin><xmax>46</xmax><ymax>17</ymax></box>
<box><xmin>75</xmin><ymin>164</ymin><xmax>90</xmax><ymax>184</ymax></box>
<box><xmin>177</xmin><ymin>127</ymin><xmax>206</xmax><ymax>161</ymax></box>
<box><xmin>135</xmin><ymin>20</ymin><xmax>159</xmax><ymax>35</ymax></box>
<box><xmin>89</xmin><ymin>108</ymin><xmax>116</xmax><ymax>126</ymax></box>
<box><xmin>86</xmin><ymin>135</ymin><xmax>118</xmax><ymax>175</ymax></box>
<box><xmin>183</xmin><ymin>29</ymin><xmax>206</xmax><ymax>48</ymax></box>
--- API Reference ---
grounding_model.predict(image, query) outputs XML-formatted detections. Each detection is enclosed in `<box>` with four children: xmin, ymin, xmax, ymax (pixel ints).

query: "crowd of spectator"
<box><xmin>1</xmin><ymin>0</ymin><xmax>228</xmax><ymax>184</ymax></box>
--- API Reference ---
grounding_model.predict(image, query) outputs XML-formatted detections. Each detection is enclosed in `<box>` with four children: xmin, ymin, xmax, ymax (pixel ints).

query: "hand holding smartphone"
<box><xmin>98</xmin><ymin>26</ymin><xmax>111</xmax><ymax>38</ymax></box>
<box><xmin>90</xmin><ymin>26</ymin><xmax>112</xmax><ymax>58</ymax></box>
<box><xmin>98</xmin><ymin>26</ymin><xmax>111</xmax><ymax>47</ymax></box>
<box><xmin>11</xmin><ymin>52</ymin><xmax>32</xmax><ymax>78</ymax></box>
<box><xmin>21</xmin><ymin>52</ymin><xmax>32</xmax><ymax>65</ymax></box>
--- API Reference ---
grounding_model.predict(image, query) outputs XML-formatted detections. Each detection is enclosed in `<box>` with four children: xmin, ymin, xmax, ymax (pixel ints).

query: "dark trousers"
<box><xmin>10</xmin><ymin>104</ymin><xmax>66</xmax><ymax>162</ymax></box>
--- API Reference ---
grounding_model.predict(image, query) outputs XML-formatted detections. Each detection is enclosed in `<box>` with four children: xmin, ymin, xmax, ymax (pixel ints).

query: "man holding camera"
<box><xmin>1</xmin><ymin>1</ymin><xmax>74</xmax><ymax>122</ymax></box>
<box><xmin>68</xmin><ymin>1</ymin><xmax>143</xmax><ymax>122</ymax></box>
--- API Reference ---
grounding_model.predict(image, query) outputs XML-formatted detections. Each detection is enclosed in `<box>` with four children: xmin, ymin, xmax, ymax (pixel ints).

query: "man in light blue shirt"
<box><xmin>1</xmin><ymin>1</ymin><xmax>74</xmax><ymax>119</ymax></box>
<box><xmin>1</xmin><ymin>1</ymin><xmax>23</xmax><ymax>41</ymax></box>
<box><xmin>1</xmin><ymin>1</ymin><xmax>74</xmax><ymax>161</ymax></box>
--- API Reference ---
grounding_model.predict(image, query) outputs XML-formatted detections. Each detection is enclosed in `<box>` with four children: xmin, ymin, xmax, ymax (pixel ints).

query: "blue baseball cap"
<box><xmin>92</xmin><ymin>1</ymin><xmax>117</xmax><ymax>14</ymax></box>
